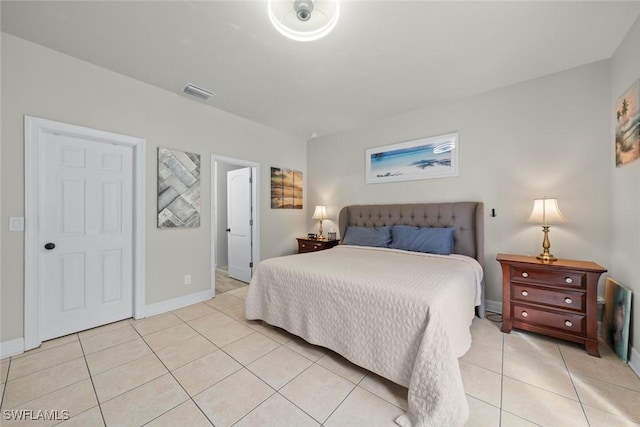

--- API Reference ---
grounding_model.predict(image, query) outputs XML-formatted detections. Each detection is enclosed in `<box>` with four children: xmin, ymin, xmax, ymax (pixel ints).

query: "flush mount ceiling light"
<box><xmin>268</xmin><ymin>0</ymin><xmax>340</xmax><ymax>42</ymax></box>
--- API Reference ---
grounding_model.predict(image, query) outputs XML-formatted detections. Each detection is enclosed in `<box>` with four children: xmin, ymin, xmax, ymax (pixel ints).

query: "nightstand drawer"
<box><xmin>296</xmin><ymin>238</ymin><xmax>340</xmax><ymax>254</ymax></box>
<box><xmin>299</xmin><ymin>241</ymin><xmax>324</xmax><ymax>252</ymax></box>
<box><xmin>511</xmin><ymin>266</ymin><xmax>585</xmax><ymax>288</ymax></box>
<box><xmin>512</xmin><ymin>304</ymin><xmax>585</xmax><ymax>336</ymax></box>
<box><xmin>512</xmin><ymin>284</ymin><xmax>585</xmax><ymax>311</ymax></box>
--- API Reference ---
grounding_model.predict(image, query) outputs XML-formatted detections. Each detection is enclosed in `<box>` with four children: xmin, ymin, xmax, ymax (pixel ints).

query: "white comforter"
<box><xmin>244</xmin><ymin>245</ymin><xmax>483</xmax><ymax>427</ymax></box>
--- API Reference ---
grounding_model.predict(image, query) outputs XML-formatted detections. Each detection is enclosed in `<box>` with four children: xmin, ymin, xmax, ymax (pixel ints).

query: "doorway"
<box><xmin>211</xmin><ymin>156</ymin><xmax>260</xmax><ymax>291</ymax></box>
<box><xmin>24</xmin><ymin>116</ymin><xmax>146</xmax><ymax>351</ymax></box>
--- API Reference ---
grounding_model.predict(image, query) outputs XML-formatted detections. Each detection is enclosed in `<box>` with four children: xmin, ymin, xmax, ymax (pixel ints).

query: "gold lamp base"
<box><xmin>536</xmin><ymin>253</ymin><xmax>558</xmax><ymax>262</ymax></box>
<box><xmin>536</xmin><ymin>225</ymin><xmax>557</xmax><ymax>262</ymax></box>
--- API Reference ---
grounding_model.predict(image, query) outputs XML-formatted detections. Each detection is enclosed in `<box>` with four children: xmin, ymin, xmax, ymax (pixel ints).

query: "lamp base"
<box><xmin>537</xmin><ymin>226</ymin><xmax>557</xmax><ymax>262</ymax></box>
<box><xmin>536</xmin><ymin>253</ymin><xmax>557</xmax><ymax>262</ymax></box>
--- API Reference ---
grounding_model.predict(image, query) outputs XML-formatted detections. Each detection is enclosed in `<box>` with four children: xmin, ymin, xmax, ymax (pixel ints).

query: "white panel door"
<box><xmin>227</xmin><ymin>167</ymin><xmax>252</xmax><ymax>283</ymax></box>
<box><xmin>40</xmin><ymin>132</ymin><xmax>133</xmax><ymax>340</ymax></box>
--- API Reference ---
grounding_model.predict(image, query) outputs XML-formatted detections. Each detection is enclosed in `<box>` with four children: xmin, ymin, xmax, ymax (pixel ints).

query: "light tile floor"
<box><xmin>1</xmin><ymin>274</ymin><xmax>639</xmax><ymax>426</ymax></box>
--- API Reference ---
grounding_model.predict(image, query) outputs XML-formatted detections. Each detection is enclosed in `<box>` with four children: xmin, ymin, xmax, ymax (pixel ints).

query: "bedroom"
<box><xmin>1</xmin><ymin>1</ymin><xmax>639</xmax><ymax>426</ymax></box>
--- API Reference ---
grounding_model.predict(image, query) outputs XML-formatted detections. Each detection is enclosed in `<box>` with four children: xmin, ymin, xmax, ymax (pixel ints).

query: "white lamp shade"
<box><xmin>528</xmin><ymin>199</ymin><xmax>567</xmax><ymax>225</ymax></box>
<box><xmin>312</xmin><ymin>205</ymin><xmax>328</xmax><ymax>220</ymax></box>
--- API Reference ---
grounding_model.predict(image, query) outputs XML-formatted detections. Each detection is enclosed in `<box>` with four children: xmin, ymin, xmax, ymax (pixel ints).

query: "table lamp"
<box><xmin>312</xmin><ymin>205</ymin><xmax>328</xmax><ymax>239</ymax></box>
<box><xmin>528</xmin><ymin>198</ymin><xmax>566</xmax><ymax>261</ymax></box>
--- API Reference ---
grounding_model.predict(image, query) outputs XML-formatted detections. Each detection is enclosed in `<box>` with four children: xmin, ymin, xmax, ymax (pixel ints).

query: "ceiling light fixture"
<box><xmin>182</xmin><ymin>83</ymin><xmax>214</xmax><ymax>100</ymax></box>
<box><xmin>268</xmin><ymin>0</ymin><xmax>340</xmax><ymax>42</ymax></box>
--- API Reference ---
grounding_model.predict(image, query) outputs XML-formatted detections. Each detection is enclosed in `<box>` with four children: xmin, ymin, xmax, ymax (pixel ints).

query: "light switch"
<box><xmin>9</xmin><ymin>217</ymin><xmax>24</xmax><ymax>231</ymax></box>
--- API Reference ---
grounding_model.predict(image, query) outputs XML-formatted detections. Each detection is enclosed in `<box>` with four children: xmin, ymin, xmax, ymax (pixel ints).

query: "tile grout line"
<box><xmin>558</xmin><ymin>344</ymin><xmax>590</xmax><ymax>426</ymax></box>
<box><xmin>130</xmin><ymin>317</ymin><xmax>213</xmax><ymax>426</ymax></box>
<box><xmin>3</xmin><ymin>339</ymin><xmax>85</xmax><ymax>383</ymax></box>
<box><xmin>320</xmin><ymin>383</ymin><xmax>359</xmax><ymax>425</ymax></box>
<box><xmin>1</xmin><ymin>360</ymin><xmax>89</xmax><ymax>415</ymax></box>
<box><xmin>220</xmin><ymin>324</ymin><xmax>381</xmax><ymax>425</ymax></box>
<box><xmin>216</xmin><ymin>302</ymin><xmax>410</xmax><ymax>422</ymax></box>
<box><xmin>100</xmin><ymin>299</ymin><xmax>401</xmax><ymax>427</ymax></box>
<box><xmin>76</xmin><ymin>333</ymin><xmax>108</xmax><ymax>427</ymax></box>
<box><xmin>0</xmin><ymin>358</ymin><xmax>11</xmax><ymax>410</ymax></box>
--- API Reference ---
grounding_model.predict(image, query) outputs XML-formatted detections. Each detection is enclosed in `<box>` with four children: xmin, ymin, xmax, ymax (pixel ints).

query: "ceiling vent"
<box><xmin>182</xmin><ymin>83</ymin><xmax>214</xmax><ymax>100</ymax></box>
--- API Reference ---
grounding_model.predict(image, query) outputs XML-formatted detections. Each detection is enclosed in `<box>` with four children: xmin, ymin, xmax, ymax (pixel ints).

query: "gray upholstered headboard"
<box><xmin>338</xmin><ymin>202</ymin><xmax>486</xmax><ymax>317</ymax></box>
<box><xmin>338</xmin><ymin>202</ymin><xmax>485</xmax><ymax>266</ymax></box>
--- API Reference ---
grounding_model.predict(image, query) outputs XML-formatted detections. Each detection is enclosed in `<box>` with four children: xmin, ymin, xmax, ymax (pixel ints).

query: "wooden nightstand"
<box><xmin>497</xmin><ymin>253</ymin><xmax>607</xmax><ymax>357</ymax></box>
<box><xmin>296</xmin><ymin>238</ymin><xmax>339</xmax><ymax>254</ymax></box>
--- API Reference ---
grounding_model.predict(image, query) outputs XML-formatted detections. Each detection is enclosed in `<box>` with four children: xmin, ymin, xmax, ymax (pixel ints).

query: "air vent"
<box><xmin>182</xmin><ymin>83</ymin><xmax>214</xmax><ymax>100</ymax></box>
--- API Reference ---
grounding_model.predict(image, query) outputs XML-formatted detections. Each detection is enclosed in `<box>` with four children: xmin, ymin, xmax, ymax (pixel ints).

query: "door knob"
<box><xmin>44</xmin><ymin>243</ymin><xmax>56</xmax><ymax>250</ymax></box>
<box><xmin>226</xmin><ymin>228</ymin><xmax>231</xmax><ymax>232</ymax></box>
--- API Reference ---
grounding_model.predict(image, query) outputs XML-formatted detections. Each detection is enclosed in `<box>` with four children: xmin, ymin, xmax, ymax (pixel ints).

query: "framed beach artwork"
<box><xmin>602</xmin><ymin>278</ymin><xmax>632</xmax><ymax>362</ymax></box>
<box><xmin>615</xmin><ymin>79</ymin><xmax>640</xmax><ymax>167</ymax></box>
<box><xmin>365</xmin><ymin>132</ymin><xmax>459</xmax><ymax>184</ymax></box>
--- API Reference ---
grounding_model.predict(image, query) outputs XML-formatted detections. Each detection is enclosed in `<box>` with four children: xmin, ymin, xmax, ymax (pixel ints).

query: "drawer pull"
<box><xmin>314</xmin><ymin>245</ymin><xmax>320</xmax><ymax>249</ymax></box>
<box><xmin>521</xmin><ymin>311</ymin><xmax>528</xmax><ymax>318</ymax></box>
<box><xmin>521</xmin><ymin>272</ymin><xmax>529</xmax><ymax>278</ymax></box>
<box><xmin>301</xmin><ymin>244</ymin><xmax>306</xmax><ymax>247</ymax></box>
<box><xmin>564</xmin><ymin>297</ymin><xmax>573</xmax><ymax>304</ymax></box>
<box><xmin>565</xmin><ymin>277</ymin><xmax>573</xmax><ymax>284</ymax></box>
<box><xmin>565</xmin><ymin>320</ymin><xmax>573</xmax><ymax>327</ymax></box>
<box><xmin>521</xmin><ymin>290</ymin><xmax>528</xmax><ymax>297</ymax></box>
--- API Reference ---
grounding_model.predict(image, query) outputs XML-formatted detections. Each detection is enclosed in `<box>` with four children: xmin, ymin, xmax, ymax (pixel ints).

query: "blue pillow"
<box><xmin>342</xmin><ymin>226</ymin><xmax>392</xmax><ymax>248</ymax></box>
<box><xmin>389</xmin><ymin>226</ymin><xmax>455</xmax><ymax>255</ymax></box>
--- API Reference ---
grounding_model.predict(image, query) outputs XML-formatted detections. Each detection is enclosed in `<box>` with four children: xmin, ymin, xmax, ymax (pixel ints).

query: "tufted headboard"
<box><xmin>338</xmin><ymin>202</ymin><xmax>484</xmax><ymax>266</ymax></box>
<box><xmin>338</xmin><ymin>202</ymin><xmax>485</xmax><ymax>317</ymax></box>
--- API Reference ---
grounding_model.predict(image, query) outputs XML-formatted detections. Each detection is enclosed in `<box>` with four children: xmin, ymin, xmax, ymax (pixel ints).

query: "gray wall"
<box><xmin>610</xmin><ymin>15</ymin><xmax>640</xmax><ymax>358</ymax></box>
<box><xmin>1</xmin><ymin>34</ymin><xmax>307</xmax><ymax>343</ymax></box>
<box><xmin>307</xmin><ymin>60</ymin><xmax>612</xmax><ymax>308</ymax></box>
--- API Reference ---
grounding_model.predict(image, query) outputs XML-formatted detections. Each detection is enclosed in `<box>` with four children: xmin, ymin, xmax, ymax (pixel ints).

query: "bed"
<box><xmin>245</xmin><ymin>202</ymin><xmax>485</xmax><ymax>427</ymax></box>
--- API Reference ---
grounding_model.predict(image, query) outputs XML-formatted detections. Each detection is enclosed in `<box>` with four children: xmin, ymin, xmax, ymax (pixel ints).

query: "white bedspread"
<box><xmin>244</xmin><ymin>245</ymin><xmax>483</xmax><ymax>427</ymax></box>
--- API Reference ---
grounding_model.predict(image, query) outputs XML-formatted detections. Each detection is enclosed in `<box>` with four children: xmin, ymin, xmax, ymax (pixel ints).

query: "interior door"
<box><xmin>227</xmin><ymin>167</ymin><xmax>252</xmax><ymax>283</ymax></box>
<box><xmin>39</xmin><ymin>132</ymin><xmax>133</xmax><ymax>340</ymax></box>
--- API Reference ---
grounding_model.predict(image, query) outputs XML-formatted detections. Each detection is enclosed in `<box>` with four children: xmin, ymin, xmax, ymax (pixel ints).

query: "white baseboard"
<box><xmin>485</xmin><ymin>299</ymin><xmax>502</xmax><ymax>314</ymax></box>
<box><xmin>144</xmin><ymin>289</ymin><xmax>214</xmax><ymax>318</ymax></box>
<box><xmin>1</xmin><ymin>337</ymin><xmax>25</xmax><ymax>359</ymax></box>
<box><xmin>629</xmin><ymin>346</ymin><xmax>640</xmax><ymax>378</ymax></box>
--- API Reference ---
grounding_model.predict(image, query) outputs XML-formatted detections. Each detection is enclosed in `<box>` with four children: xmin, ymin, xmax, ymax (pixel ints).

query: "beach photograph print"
<box><xmin>615</xmin><ymin>79</ymin><xmax>640</xmax><ymax>167</ymax></box>
<box><xmin>158</xmin><ymin>147</ymin><xmax>201</xmax><ymax>227</ymax></box>
<box><xmin>365</xmin><ymin>132</ymin><xmax>459</xmax><ymax>184</ymax></box>
<box><xmin>271</xmin><ymin>167</ymin><xmax>303</xmax><ymax>209</ymax></box>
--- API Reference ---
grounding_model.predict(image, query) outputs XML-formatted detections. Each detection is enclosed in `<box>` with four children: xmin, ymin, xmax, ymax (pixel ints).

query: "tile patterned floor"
<box><xmin>1</xmin><ymin>273</ymin><xmax>639</xmax><ymax>426</ymax></box>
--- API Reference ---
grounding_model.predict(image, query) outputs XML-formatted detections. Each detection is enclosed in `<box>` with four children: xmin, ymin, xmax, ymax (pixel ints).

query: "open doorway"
<box><xmin>211</xmin><ymin>155</ymin><xmax>260</xmax><ymax>295</ymax></box>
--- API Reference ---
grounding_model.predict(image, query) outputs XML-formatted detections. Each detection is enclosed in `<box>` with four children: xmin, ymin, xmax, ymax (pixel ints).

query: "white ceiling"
<box><xmin>3</xmin><ymin>1</ymin><xmax>640</xmax><ymax>139</ymax></box>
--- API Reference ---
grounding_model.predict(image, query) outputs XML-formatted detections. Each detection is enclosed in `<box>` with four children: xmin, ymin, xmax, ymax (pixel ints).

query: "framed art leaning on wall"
<box><xmin>365</xmin><ymin>132</ymin><xmax>459</xmax><ymax>184</ymax></box>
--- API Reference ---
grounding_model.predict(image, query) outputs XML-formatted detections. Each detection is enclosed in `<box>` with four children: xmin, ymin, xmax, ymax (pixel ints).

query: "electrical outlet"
<box><xmin>184</xmin><ymin>274</ymin><xmax>192</xmax><ymax>285</ymax></box>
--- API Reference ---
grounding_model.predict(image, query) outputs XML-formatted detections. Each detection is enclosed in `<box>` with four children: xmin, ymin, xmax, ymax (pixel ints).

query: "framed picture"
<box><xmin>157</xmin><ymin>147</ymin><xmax>201</xmax><ymax>228</ymax></box>
<box><xmin>365</xmin><ymin>132</ymin><xmax>459</xmax><ymax>184</ymax></box>
<box><xmin>271</xmin><ymin>167</ymin><xmax>303</xmax><ymax>209</ymax></box>
<box><xmin>615</xmin><ymin>79</ymin><xmax>640</xmax><ymax>167</ymax></box>
<box><xmin>602</xmin><ymin>277</ymin><xmax>632</xmax><ymax>362</ymax></box>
